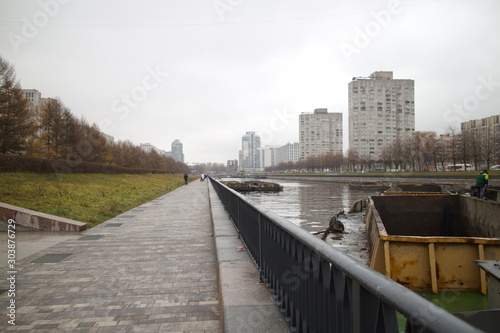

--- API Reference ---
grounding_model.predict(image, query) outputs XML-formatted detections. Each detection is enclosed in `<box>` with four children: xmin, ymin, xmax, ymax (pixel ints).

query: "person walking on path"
<box><xmin>475</xmin><ymin>169</ymin><xmax>489</xmax><ymax>199</ymax></box>
<box><xmin>184</xmin><ymin>173</ymin><xmax>189</xmax><ymax>185</ymax></box>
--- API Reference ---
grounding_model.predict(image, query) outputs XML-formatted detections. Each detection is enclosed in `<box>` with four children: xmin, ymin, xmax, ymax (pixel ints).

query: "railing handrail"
<box><xmin>210</xmin><ymin>177</ymin><xmax>483</xmax><ymax>333</ymax></box>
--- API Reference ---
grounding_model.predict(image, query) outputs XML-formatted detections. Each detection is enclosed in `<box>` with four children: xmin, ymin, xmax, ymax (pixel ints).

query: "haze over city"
<box><xmin>1</xmin><ymin>0</ymin><xmax>499</xmax><ymax>164</ymax></box>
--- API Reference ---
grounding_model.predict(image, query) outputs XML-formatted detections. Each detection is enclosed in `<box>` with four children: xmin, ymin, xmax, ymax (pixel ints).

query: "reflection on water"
<box><xmin>238</xmin><ymin>179</ymin><xmax>375</xmax><ymax>231</ymax></box>
<box><xmin>223</xmin><ymin>178</ymin><xmax>381</xmax><ymax>262</ymax></box>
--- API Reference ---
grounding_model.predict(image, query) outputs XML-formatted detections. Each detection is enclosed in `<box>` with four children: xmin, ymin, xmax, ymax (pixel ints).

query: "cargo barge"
<box><xmin>366</xmin><ymin>193</ymin><xmax>500</xmax><ymax>294</ymax></box>
<box><xmin>221</xmin><ymin>180</ymin><xmax>284</xmax><ymax>192</ymax></box>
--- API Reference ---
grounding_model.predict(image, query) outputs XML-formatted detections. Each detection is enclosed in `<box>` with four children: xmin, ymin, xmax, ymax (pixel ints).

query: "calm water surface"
<box><xmin>223</xmin><ymin>178</ymin><xmax>381</xmax><ymax>262</ymax></box>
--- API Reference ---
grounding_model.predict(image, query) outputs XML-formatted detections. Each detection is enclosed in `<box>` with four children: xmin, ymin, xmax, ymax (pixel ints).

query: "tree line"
<box><xmin>266</xmin><ymin>128</ymin><xmax>500</xmax><ymax>173</ymax></box>
<box><xmin>0</xmin><ymin>56</ymin><xmax>189</xmax><ymax>174</ymax></box>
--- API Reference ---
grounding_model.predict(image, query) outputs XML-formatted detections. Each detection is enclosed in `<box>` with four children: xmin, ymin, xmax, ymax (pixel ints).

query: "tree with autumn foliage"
<box><xmin>0</xmin><ymin>57</ymin><xmax>35</xmax><ymax>154</ymax></box>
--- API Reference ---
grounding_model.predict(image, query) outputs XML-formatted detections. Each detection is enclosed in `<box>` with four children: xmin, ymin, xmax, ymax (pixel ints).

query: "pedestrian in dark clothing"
<box><xmin>475</xmin><ymin>170</ymin><xmax>489</xmax><ymax>199</ymax></box>
<box><xmin>184</xmin><ymin>173</ymin><xmax>188</xmax><ymax>185</ymax></box>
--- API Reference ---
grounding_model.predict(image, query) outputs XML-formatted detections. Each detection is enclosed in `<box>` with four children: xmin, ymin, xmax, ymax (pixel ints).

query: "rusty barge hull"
<box><xmin>366</xmin><ymin>194</ymin><xmax>500</xmax><ymax>294</ymax></box>
<box><xmin>222</xmin><ymin>180</ymin><xmax>284</xmax><ymax>192</ymax></box>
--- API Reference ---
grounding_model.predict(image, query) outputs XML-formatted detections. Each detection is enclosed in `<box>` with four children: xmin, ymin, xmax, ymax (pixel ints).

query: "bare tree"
<box><xmin>380</xmin><ymin>147</ymin><xmax>393</xmax><ymax>172</ymax></box>
<box><xmin>446</xmin><ymin>126</ymin><xmax>460</xmax><ymax>170</ymax></box>
<box><xmin>346</xmin><ymin>149</ymin><xmax>360</xmax><ymax>172</ymax></box>
<box><xmin>456</xmin><ymin>131</ymin><xmax>471</xmax><ymax>171</ymax></box>
<box><xmin>419</xmin><ymin>133</ymin><xmax>437</xmax><ymax>171</ymax></box>
<box><xmin>464</xmin><ymin>127</ymin><xmax>481</xmax><ymax>170</ymax></box>
<box><xmin>480</xmin><ymin>126</ymin><xmax>496</xmax><ymax>169</ymax></box>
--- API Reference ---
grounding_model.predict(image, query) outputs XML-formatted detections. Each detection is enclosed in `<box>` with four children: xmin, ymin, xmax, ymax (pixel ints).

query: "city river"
<box><xmin>222</xmin><ymin>178</ymin><xmax>381</xmax><ymax>263</ymax></box>
<box><xmin>220</xmin><ymin>177</ymin><xmax>489</xmax><ymax>316</ymax></box>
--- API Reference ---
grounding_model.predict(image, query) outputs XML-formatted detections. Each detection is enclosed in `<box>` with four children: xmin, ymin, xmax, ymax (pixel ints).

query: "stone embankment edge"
<box><xmin>0</xmin><ymin>201</ymin><xmax>86</xmax><ymax>231</ymax></box>
<box><xmin>207</xmin><ymin>182</ymin><xmax>290</xmax><ymax>333</ymax></box>
<box><xmin>269</xmin><ymin>174</ymin><xmax>499</xmax><ymax>186</ymax></box>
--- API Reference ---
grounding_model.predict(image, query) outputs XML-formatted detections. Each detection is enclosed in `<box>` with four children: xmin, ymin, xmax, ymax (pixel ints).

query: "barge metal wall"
<box><xmin>366</xmin><ymin>195</ymin><xmax>500</xmax><ymax>294</ymax></box>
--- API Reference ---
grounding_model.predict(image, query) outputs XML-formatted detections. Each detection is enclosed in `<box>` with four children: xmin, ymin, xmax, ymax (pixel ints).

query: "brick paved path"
<box><xmin>1</xmin><ymin>180</ymin><xmax>220</xmax><ymax>332</ymax></box>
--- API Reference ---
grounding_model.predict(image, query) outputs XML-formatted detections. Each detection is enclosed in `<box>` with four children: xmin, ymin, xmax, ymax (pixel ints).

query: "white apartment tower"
<box><xmin>241</xmin><ymin>131</ymin><xmax>261</xmax><ymax>170</ymax></box>
<box><xmin>22</xmin><ymin>89</ymin><xmax>42</xmax><ymax>123</ymax></box>
<box><xmin>299</xmin><ymin>108</ymin><xmax>343</xmax><ymax>160</ymax></box>
<box><xmin>276</xmin><ymin>142</ymin><xmax>299</xmax><ymax>165</ymax></box>
<box><xmin>171</xmin><ymin>139</ymin><xmax>184</xmax><ymax>163</ymax></box>
<box><xmin>348</xmin><ymin>71</ymin><xmax>415</xmax><ymax>160</ymax></box>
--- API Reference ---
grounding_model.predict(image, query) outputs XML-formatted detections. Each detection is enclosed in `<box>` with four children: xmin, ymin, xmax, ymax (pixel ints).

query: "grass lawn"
<box><xmin>0</xmin><ymin>173</ymin><xmax>194</xmax><ymax>228</ymax></box>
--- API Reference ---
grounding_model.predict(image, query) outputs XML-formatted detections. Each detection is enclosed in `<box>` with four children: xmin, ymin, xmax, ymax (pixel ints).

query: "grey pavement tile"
<box><xmin>0</xmin><ymin>181</ymin><xmax>221</xmax><ymax>332</ymax></box>
<box><xmin>31</xmin><ymin>253</ymin><xmax>72</xmax><ymax>263</ymax></box>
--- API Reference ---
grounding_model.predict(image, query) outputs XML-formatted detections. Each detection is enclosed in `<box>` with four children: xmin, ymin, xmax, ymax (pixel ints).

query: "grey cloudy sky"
<box><xmin>1</xmin><ymin>0</ymin><xmax>499</xmax><ymax>164</ymax></box>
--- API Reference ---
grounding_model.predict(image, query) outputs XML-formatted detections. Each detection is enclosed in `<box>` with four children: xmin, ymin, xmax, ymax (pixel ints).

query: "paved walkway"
<box><xmin>1</xmin><ymin>180</ymin><xmax>220</xmax><ymax>332</ymax></box>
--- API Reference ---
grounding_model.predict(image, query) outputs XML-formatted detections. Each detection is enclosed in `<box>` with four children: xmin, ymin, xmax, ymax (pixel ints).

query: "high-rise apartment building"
<box><xmin>461</xmin><ymin>115</ymin><xmax>500</xmax><ymax>141</ymax></box>
<box><xmin>348</xmin><ymin>71</ymin><xmax>414</xmax><ymax>160</ymax></box>
<box><xmin>140</xmin><ymin>143</ymin><xmax>165</xmax><ymax>155</ymax></box>
<box><xmin>299</xmin><ymin>108</ymin><xmax>343</xmax><ymax>160</ymax></box>
<box><xmin>227</xmin><ymin>159</ymin><xmax>239</xmax><ymax>173</ymax></box>
<box><xmin>461</xmin><ymin>115</ymin><xmax>500</xmax><ymax>166</ymax></box>
<box><xmin>276</xmin><ymin>142</ymin><xmax>299</xmax><ymax>165</ymax></box>
<box><xmin>171</xmin><ymin>139</ymin><xmax>184</xmax><ymax>162</ymax></box>
<box><xmin>240</xmin><ymin>131</ymin><xmax>261</xmax><ymax>170</ymax></box>
<box><xmin>258</xmin><ymin>145</ymin><xmax>279</xmax><ymax>170</ymax></box>
<box><xmin>22</xmin><ymin>89</ymin><xmax>43</xmax><ymax>127</ymax></box>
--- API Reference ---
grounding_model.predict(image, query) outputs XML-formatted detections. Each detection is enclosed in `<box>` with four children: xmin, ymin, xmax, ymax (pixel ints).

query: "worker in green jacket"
<box><xmin>475</xmin><ymin>170</ymin><xmax>489</xmax><ymax>199</ymax></box>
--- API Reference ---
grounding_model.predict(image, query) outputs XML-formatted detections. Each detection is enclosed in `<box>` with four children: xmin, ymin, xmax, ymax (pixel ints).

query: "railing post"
<box><xmin>258</xmin><ymin>212</ymin><xmax>264</xmax><ymax>283</ymax></box>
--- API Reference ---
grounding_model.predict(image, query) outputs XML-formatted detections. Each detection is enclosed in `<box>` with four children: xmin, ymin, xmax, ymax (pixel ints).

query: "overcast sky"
<box><xmin>1</xmin><ymin>0</ymin><xmax>499</xmax><ymax>164</ymax></box>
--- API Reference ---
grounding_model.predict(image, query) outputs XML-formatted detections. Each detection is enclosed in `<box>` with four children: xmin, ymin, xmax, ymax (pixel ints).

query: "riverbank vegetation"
<box><xmin>0</xmin><ymin>173</ymin><xmax>193</xmax><ymax>228</ymax></box>
<box><xmin>265</xmin><ymin>127</ymin><xmax>499</xmax><ymax>174</ymax></box>
<box><xmin>274</xmin><ymin>170</ymin><xmax>500</xmax><ymax>177</ymax></box>
<box><xmin>0</xmin><ymin>56</ymin><xmax>189</xmax><ymax>174</ymax></box>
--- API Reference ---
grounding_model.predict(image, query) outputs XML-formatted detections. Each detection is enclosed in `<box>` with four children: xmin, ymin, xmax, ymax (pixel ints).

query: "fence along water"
<box><xmin>209</xmin><ymin>178</ymin><xmax>482</xmax><ymax>333</ymax></box>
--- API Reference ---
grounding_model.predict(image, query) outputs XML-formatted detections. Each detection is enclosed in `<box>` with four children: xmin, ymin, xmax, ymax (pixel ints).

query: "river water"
<box><xmin>223</xmin><ymin>178</ymin><xmax>381</xmax><ymax>263</ymax></box>
<box><xmin>222</xmin><ymin>178</ymin><xmax>489</xmax><ymax>317</ymax></box>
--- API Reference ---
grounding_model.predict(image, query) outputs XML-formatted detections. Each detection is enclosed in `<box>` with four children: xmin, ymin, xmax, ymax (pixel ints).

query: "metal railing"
<box><xmin>209</xmin><ymin>178</ymin><xmax>484</xmax><ymax>333</ymax></box>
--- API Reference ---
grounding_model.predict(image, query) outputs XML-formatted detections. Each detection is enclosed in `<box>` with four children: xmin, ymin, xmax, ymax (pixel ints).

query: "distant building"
<box><xmin>227</xmin><ymin>159</ymin><xmax>238</xmax><ymax>173</ymax></box>
<box><xmin>241</xmin><ymin>131</ymin><xmax>261</xmax><ymax>170</ymax></box>
<box><xmin>258</xmin><ymin>146</ymin><xmax>279</xmax><ymax>170</ymax></box>
<box><xmin>171</xmin><ymin>139</ymin><xmax>184</xmax><ymax>163</ymax></box>
<box><xmin>22</xmin><ymin>89</ymin><xmax>42</xmax><ymax>121</ymax></box>
<box><xmin>461</xmin><ymin>114</ymin><xmax>500</xmax><ymax>166</ymax></box>
<box><xmin>140</xmin><ymin>143</ymin><xmax>165</xmax><ymax>155</ymax></box>
<box><xmin>348</xmin><ymin>71</ymin><xmax>415</xmax><ymax>160</ymax></box>
<box><xmin>461</xmin><ymin>115</ymin><xmax>500</xmax><ymax>142</ymax></box>
<box><xmin>299</xmin><ymin>108</ymin><xmax>343</xmax><ymax>160</ymax></box>
<box><xmin>276</xmin><ymin>142</ymin><xmax>299</xmax><ymax>165</ymax></box>
<box><xmin>102</xmin><ymin>133</ymin><xmax>114</xmax><ymax>144</ymax></box>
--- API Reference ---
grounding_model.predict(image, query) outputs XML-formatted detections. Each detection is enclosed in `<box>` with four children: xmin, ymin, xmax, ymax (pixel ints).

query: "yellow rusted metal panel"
<box><xmin>429</xmin><ymin>243</ymin><xmax>438</xmax><ymax>294</ymax></box>
<box><xmin>434</xmin><ymin>243</ymin><xmax>481</xmax><ymax>290</ymax></box>
<box><xmin>366</xmin><ymin>195</ymin><xmax>500</xmax><ymax>292</ymax></box>
<box><xmin>478</xmin><ymin>244</ymin><xmax>487</xmax><ymax>295</ymax></box>
<box><xmin>387</xmin><ymin>242</ymin><xmax>432</xmax><ymax>290</ymax></box>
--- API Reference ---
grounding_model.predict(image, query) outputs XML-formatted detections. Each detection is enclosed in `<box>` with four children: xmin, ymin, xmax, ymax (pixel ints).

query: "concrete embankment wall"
<box><xmin>0</xmin><ymin>202</ymin><xmax>86</xmax><ymax>232</ymax></box>
<box><xmin>269</xmin><ymin>174</ymin><xmax>499</xmax><ymax>187</ymax></box>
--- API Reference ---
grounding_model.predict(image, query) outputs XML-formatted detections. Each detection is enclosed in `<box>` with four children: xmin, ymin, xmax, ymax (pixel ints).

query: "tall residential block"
<box><xmin>461</xmin><ymin>115</ymin><xmax>500</xmax><ymax>165</ymax></box>
<box><xmin>276</xmin><ymin>142</ymin><xmax>299</xmax><ymax>165</ymax></box>
<box><xmin>259</xmin><ymin>145</ymin><xmax>278</xmax><ymax>170</ymax></box>
<box><xmin>227</xmin><ymin>159</ymin><xmax>239</xmax><ymax>173</ymax></box>
<box><xmin>348</xmin><ymin>71</ymin><xmax>415</xmax><ymax>159</ymax></box>
<box><xmin>299</xmin><ymin>108</ymin><xmax>343</xmax><ymax>160</ymax></box>
<box><xmin>240</xmin><ymin>131</ymin><xmax>261</xmax><ymax>170</ymax></box>
<box><xmin>171</xmin><ymin>139</ymin><xmax>184</xmax><ymax>162</ymax></box>
<box><xmin>461</xmin><ymin>114</ymin><xmax>500</xmax><ymax>140</ymax></box>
